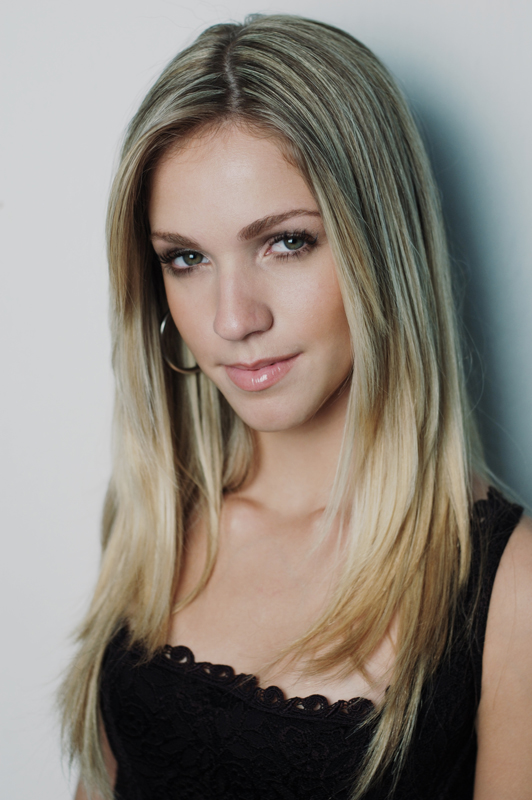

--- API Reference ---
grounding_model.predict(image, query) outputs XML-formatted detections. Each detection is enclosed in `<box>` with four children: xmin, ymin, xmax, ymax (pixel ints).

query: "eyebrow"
<box><xmin>150</xmin><ymin>208</ymin><xmax>321</xmax><ymax>248</ymax></box>
<box><xmin>238</xmin><ymin>209</ymin><xmax>321</xmax><ymax>241</ymax></box>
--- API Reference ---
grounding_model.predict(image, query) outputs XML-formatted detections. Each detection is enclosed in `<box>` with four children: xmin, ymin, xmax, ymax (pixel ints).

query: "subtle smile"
<box><xmin>224</xmin><ymin>354</ymin><xmax>300</xmax><ymax>392</ymax></box>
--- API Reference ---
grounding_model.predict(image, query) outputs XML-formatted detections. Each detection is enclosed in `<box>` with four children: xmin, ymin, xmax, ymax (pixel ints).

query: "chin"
<box><xmin>225</xmin><ymin>397</ymin><xmax>320</xmax><ymax>433</ymax></box>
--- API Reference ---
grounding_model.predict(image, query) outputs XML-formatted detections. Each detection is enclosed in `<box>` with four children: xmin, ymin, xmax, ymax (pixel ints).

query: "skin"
<box><xmin>152</xmin><ymin>125</ymin><xmax>353</xmax><ymax>441</ymax></box>
<box><xmin>153</xmin><ymin>125</ymin><xmax>380</xmax><ymax>695</ymax></box>
<box><xmin>75</xmin><ymin>125</ymin><xmax>532</xmax><ymax>800</ymax></box>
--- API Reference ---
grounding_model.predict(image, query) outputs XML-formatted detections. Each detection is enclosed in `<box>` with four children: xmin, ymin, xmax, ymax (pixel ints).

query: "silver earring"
<box><xmin>159</xmin><ymin>313</ymin><xmax>201</xmax><ymax>375</ymax></box>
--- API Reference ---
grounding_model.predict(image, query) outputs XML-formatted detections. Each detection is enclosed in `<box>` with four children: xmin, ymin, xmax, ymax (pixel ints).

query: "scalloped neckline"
<box><xmin>158</xmin><ymin>641</ymin><xmax>376</xmax><ymax>719</ymax></box>
<box><xmin>159</xmin><ymin>488</ymin><xmax>505</xmax><ymax>719</ymax></box>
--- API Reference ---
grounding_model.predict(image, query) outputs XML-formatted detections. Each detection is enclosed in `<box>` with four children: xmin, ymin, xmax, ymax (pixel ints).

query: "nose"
<box><xmin>213</xmin><ymin>268</ymin><xmax>273</xmax><ymax>341</ymax></box>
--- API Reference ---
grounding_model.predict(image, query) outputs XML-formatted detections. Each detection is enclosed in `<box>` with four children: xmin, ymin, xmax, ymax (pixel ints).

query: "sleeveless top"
<box><xmin>100</xmin><ymin>488</ymin><xmax>523</xmax><ymax>799</ymax></box>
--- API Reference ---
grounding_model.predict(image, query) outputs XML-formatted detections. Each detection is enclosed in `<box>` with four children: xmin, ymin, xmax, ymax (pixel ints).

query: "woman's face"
<box><xmin>149</xmin><ymin>124</ymin><xmax>352</xmax><ymax>432</ymax></box>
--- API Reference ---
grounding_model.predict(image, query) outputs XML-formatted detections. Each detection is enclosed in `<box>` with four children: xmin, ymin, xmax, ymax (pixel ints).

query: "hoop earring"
<box><xmin>159</xmin><ymin>313</ymin><xmax>201</xmax><ymax>375</ymax></box>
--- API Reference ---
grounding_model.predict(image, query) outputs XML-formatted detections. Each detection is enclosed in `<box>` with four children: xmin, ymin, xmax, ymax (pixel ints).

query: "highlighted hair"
<box><xmin>60</xmin><ymin>14</ymin><xmax>485</xmax><ymax>798</ymax></box>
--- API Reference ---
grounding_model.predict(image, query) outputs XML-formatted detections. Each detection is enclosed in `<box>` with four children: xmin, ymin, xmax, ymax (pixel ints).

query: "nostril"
<box><xmin>213</xmin><ymin>295</ymin><xmax>274</xmax><ymax>341</ymax></box>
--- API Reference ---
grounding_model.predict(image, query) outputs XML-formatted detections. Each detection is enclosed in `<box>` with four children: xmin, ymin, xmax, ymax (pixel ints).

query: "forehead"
<box><xmin>157</xmin><ymin>121</ymin><xmax>295</xmax><ymax>173</ymax></box>
<box><xmin>148</xmin><ymin>124</ymin><xmax>317</xmax><ymax>238</ymax></box>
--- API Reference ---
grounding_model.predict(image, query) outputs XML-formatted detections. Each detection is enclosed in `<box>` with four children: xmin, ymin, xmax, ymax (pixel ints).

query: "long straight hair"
<box><xmin>60</xmin><ymin>14</ymin><xmax>485</xmax><ymax>798</ymax></box>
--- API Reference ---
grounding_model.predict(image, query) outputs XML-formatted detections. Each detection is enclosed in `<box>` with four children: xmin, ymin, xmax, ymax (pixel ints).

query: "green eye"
<box><xmin>283</xmin><ymin>235</ymin><xmax>306</xmax><ymax>250</ymax></box>
<box><xmin>180</xmin><ymin>251</ymin><xmax>204</xmax><ymax>266</ymax></box>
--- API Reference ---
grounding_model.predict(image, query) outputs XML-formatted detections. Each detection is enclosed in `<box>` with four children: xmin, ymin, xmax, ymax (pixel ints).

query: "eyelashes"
<box><xmin>157</xmin><ymin>229</ymin><xmax>319</xmax><ymax>278</ymax></box>
<box><xmin>268</xmin><ymin>230</ymin><xmax>318</xmax><ymax>258</ymax></box>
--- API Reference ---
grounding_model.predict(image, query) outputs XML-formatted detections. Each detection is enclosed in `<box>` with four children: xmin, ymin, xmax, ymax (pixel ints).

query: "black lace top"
<box><xmin>100</xmin><ymin>488</ymin><xmax>523</xmax><ymax>799</ymax></box>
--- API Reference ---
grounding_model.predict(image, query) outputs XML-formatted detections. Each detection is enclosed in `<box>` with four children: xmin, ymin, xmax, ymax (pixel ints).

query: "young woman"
<box><xmin>61</xmin><ymin>14</ymin><xmax>532</xmax><ymax>800</ymax></box>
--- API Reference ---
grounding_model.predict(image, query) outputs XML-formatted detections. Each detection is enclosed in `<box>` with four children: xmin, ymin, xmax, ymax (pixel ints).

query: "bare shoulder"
<box><xmin>474</xmin><ymin>513</ymin><xmax>532</xmax><ymax>799</ymax></box>
<box><xmin>482</xmin><ymin>511</ymin><xmax>532</xmax><ymax>689</ymax></box>
<box><xmin>489</xmin><ymin>512</ymin><xmax>532</xmax><ymax>624</ymax></box>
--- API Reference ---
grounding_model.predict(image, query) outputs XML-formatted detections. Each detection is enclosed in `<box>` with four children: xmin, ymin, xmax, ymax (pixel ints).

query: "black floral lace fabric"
<box><xmin>100</xmin><ymin>489</ymin><xmax>523</xmax><ymax>799</ymax></box>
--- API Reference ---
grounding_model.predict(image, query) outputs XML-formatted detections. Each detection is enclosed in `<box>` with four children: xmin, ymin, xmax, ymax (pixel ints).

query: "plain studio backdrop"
<box><xmin>1</xmin><ymin>0</ymin><xmax>531</xmax><ymax>797</ymax></box>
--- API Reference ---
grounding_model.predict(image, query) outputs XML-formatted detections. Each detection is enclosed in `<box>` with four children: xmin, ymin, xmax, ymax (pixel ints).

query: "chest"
<box><xmin>168</xmin><ymin>507</ymin><xmax>395</xmax><ymax>705</ymax></box>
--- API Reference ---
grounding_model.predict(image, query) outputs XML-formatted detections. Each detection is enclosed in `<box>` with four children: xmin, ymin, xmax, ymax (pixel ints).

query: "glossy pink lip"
<box><xmin>224</xmin><ymin>354</ymin><xmax>300</xmax><ymax>392</ymax></box>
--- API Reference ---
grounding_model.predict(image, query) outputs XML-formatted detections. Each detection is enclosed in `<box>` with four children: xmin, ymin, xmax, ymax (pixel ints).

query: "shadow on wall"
<box><xmin>414</xmin><ymin>104</ymin><xmax>509</xmax><ymax>486</ymax></box>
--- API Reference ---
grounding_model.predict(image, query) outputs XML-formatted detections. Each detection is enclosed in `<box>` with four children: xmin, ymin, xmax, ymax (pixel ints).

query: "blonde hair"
<box><xmin>60</xmin><ymin>14</ymin><xmax>485</xmax><ymax>798</ymax></box>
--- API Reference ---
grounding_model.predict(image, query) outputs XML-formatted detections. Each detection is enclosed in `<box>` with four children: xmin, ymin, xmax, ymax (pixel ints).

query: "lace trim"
<box><xmin>157</xmin><ymin>643</ymin><xmax>375</xmax><ymax>721</ymax></box>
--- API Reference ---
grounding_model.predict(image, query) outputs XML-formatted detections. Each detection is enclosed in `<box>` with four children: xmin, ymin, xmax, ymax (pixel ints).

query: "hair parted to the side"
<box><xmin>59</xmin><ymin>14</ymin><xmax>486</xmax><ymax>799</ymax></box>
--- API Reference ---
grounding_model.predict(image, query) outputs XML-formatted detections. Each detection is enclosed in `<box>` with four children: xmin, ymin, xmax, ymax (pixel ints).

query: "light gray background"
<box><xmin>1</xmin><ymin>1</ymin><xmax>530</xmax><ymax>797</ymax></box>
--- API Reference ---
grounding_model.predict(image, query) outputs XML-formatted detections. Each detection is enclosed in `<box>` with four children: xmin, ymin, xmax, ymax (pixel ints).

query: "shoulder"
<box><xmin>487</xmin><ymin>512</ymin><xmax>532</xmax><ymax>633</ymax></box>
<box><xmin>482</xmin><ymin>511</ymin><xmax>532</xmax><ymax>685</ymax></box>
<box><xmin>474</xmin><ymin>513</ymin><xmax>532</xmax><ymax>798</ymax></box>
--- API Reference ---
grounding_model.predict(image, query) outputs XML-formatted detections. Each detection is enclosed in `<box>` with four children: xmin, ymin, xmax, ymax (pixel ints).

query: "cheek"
<box><xmin>306</xmin><ymin>283</ymin><xmax>353</xmax><ymax>383</ymax></box>
<box><xmin>163</xmin><ymin>276</ymin><xmax>211</xmax><ymax>353</ymax></box>
<box><xmin>283</xmin><ymin>266</ymin><xmax>351</xmax><ymax>353</ymax></box>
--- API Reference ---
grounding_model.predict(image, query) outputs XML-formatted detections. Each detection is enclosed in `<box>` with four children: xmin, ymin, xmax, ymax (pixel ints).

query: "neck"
<box><xmin>242</xmin><ymin>386</ymin><xmax>350</xmax><ymax>518</ymax></box>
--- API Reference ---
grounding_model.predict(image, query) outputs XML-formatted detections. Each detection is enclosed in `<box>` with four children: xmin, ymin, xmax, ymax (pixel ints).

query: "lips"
<box><xmin>224</xmin><ymin>354</ymin><xmax>299</xmax><ymax>392</ymax></box>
